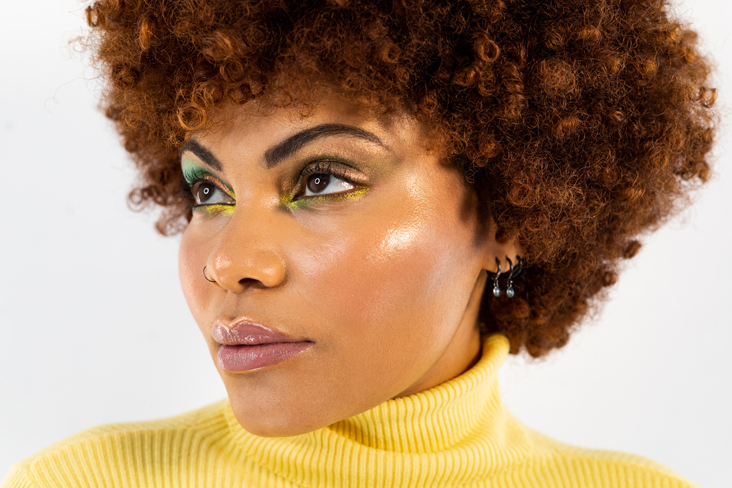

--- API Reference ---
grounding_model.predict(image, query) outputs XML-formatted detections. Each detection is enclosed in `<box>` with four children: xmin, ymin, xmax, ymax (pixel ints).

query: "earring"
<box><xmin>505</xmin><ymin>257</ymin><xmax>514</xmax><ymax>297</ymax></box>
<box><xmin>506</xmin><ymin>255</ymin><xmax>522</xmax><ymax>298</ymax></box>
<box><xmin>492</xmin><ymin>257</ymin><xmax>502</xmax><ymax>297</ymax></box>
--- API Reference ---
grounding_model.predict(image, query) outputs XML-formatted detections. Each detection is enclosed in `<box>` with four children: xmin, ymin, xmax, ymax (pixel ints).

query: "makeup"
<box><xmin>213</xmin><ymin>321</ymin><xmax>313</xmax><ymax>372</ymax></box>
<box><xmin>282</xmin><ymin>186</ymin><xmax>369</xmax><ymax>210</ymax></box>
<box><xmin>218</xmin><ymin>343</ymin><xmax>313</xmax><ymax>371</ymax></box>
<box><xmin>192</xmin><ymin>203</ymin><xmax>236</xmax><ymax>217</ymax></box>
<box><xmin>181</xmin><ymin>159</ymin><xmax>235</xmax><ymax>194</ymax></box>
<box><xmin>181</xmin><ymin>158</ymin><xmax>236</xmax><ymax>216</ymax></box>
<box><xmin>279</xmin><ymin>157</ymin><xmax>370</xmax><ymax>210</ymax></box>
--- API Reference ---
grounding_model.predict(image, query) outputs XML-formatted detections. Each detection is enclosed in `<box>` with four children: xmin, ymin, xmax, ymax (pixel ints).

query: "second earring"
<box><xmin>487</xmin><ymin>255</ymin><xmax>522</xmax><ymax>298</ymax></box>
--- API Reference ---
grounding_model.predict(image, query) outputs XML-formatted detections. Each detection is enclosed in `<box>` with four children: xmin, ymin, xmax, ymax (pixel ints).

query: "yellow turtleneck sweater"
<box><xmin>3</xmin><ymin>334</ymin><xmax>699</xmax><ymax>487</ymax></box>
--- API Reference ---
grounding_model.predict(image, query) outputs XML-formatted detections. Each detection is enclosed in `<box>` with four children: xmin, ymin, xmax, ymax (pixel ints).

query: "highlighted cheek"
<box><xmin>381</xmin><ymin>225</ymin><xmax>420</xmax><ymax>254</ymax></box>
<box><xmin>369</xmin><ymin>173</ymin><xmax>436</xmax><ymax>261</ymax></box>
<box><xmin>365</xmin><ymin>214</ymin><xmax>428</xmax><ymax>265</ymax></box>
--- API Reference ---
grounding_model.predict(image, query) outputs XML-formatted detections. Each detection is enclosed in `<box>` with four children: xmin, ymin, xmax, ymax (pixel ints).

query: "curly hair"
<box><xmin>83</xmin><ymin>0</ymin><xmax>716</xmax><ymax>357</ymax></box>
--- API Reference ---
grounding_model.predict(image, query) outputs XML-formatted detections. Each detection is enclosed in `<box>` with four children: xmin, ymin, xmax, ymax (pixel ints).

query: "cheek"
<box><xmin>178</xmin><ymin>225</ymin><xmax>214</xmax><ymax>329</ymax></box>
<box><xmin>294</xmin><ymin>172</ymin><xmax>479</xmax><ymax>352</ymax></box>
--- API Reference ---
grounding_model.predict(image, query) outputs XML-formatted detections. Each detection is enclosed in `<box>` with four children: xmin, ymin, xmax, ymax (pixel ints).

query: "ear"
<box><xmin>478</xmin><ymin>218</ymin><xmax>525</xmax><ymax>274</ymax></box>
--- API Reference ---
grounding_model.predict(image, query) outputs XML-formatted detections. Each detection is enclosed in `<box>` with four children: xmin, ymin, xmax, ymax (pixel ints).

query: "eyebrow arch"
<box><xmin>264</xmin><ymin>123</ymin><xmax>387</xmax><ymax>168</ymax></box>
<box><xmin>179</xmin><ymin>139</ymin><xmax>223</xmax><ymax>171</ymax></box>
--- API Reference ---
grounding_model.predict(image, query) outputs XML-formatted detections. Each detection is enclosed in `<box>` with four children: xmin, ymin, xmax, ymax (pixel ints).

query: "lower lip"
<box><xmin>217</xmin><ymin>342</ymin><xmax>313</xmax><ymax>372</ymax></box>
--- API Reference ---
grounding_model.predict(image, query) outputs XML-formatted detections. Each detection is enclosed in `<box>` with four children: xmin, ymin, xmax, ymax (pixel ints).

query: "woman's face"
<box><xmin>178</xmin><ymin>94</ymin><xmax>512</xmax><ymax>436</ymax></box>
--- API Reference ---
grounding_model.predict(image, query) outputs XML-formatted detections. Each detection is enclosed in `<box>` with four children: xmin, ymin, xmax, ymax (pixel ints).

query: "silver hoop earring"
<box><xmin>202</xmin><ymin>266</ymin><xmax>216</xmax><ymax>284</ymax></box>
<box><xmin>486</xmin><ymin>255</ymin><xmax>523</xmax><ymax>298</ymax></box>
<box><xmin>506</xmin><ymin>255</ymin><xmax>522</xmax><ymax>298</ymax></box>
<box><xmin>492</xmin><ymin>257</ymin><xmax>502</xmax><ymax>297</ymax></box>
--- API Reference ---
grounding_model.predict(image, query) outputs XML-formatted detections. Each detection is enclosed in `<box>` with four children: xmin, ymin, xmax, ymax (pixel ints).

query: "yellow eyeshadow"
<box><xmin>282</xmin><ymin>187</ymin><xmax>369</xmax><ymax>210</ymax></box>
<box><xmin>192</xmin><ymin>204</ymin><xmax>235</xmax><ymax>217</ymax></box>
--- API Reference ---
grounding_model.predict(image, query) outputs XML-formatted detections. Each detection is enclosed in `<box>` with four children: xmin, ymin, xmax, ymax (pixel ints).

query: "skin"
<box><xmin>178</xmin><ymin>93</ymin><xmax>522</xmax><ymax>437</ymax></box>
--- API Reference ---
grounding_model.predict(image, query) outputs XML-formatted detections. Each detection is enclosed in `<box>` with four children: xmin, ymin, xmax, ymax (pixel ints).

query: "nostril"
<box><xmin>238</xmin><ymin>277</ymin><xmax>268</xmax><ymax>289</ymax></box>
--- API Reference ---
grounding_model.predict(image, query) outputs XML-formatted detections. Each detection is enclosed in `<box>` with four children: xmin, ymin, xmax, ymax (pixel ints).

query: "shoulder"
<box><xmin>519</xmin><ymin>426</ymin><xmax>702</xmax><ymax>488</ymax></box>
<box><xmin>2</xmin><ymin>400</ymin><xmax>232</xmax><ymax>488</ymax></box>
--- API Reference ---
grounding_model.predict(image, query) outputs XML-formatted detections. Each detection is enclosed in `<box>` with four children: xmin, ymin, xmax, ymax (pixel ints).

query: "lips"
<box><xmin>213</xmin><ymin>320</ymin><xmax>313</xmax><ymax>372</ymax></box>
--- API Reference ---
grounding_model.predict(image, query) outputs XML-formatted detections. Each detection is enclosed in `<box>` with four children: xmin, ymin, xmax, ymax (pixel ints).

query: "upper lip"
<box><xmin>212</xmin><ymin>319</ymin><xmax>310</xmax><ymax>346</ymax></box>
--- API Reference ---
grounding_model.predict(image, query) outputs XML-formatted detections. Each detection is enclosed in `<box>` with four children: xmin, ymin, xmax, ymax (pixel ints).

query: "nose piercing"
<box><xmin>202</xmin><ymin>266</ymin><xmax>217</xmax><ymax>283</ymax></box>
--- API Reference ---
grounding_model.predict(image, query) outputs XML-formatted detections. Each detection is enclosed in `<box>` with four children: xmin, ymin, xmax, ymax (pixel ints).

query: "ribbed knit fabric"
<box><xmin>3</xmin><ymin>334</ymin><xmax>700</xmax><ymax>488</ymax></box>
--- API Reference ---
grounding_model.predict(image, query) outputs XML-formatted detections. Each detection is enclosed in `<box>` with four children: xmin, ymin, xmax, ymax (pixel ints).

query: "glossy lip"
<box><xmin>212</xmin><ymin>319</ymin><xmax>311</xmax><ymax>345</ymax></box>
<box><xmin>213</xmin><ymin>319</ymin><xmax>314</xmax><ymax>372</ymax></box>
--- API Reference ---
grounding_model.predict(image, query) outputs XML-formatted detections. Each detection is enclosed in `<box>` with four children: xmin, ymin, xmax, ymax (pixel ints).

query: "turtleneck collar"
<box><xmin>223</xmin><ymin>333</ymin><xmax>531</xmax><ymax>486</ymax></box>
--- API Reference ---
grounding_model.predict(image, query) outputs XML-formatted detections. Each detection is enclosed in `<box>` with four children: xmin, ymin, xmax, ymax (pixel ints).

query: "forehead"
<box><xmin>189</xmin><ymin>92</ymin><xmax>436</xmax><ymax>161</ymax></box>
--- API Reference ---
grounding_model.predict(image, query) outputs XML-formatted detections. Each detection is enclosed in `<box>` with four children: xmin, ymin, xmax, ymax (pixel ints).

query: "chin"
<box><xmin>229</xmin><ymin>399</ymin><xmax>326</xmax><ymax>437</ymax></box>
<box><xmin>223</xmin><ymin>379</ymin><xmax>331</xmax><ymax>437</ymax></box>
<box><xmin>236</xmin><ymin>417</ymin><xmax>310</xmax><ymax>438</ymax></box>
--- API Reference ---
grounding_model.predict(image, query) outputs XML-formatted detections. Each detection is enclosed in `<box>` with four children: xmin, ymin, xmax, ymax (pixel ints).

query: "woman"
<box><xmin>2</xmin><ymin>0</ymin><xmax>717</xmax><ymax>486</ymax></box>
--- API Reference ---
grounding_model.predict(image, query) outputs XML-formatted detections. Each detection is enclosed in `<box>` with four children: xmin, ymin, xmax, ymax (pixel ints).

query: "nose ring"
<box><xmin>202</xmin><ymin>266</ymin><xmax>217</xmax><ymax>283</ymax></box>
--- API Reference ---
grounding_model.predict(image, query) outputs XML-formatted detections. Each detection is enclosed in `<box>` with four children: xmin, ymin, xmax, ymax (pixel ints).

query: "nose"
<box><xmin>204</xmin><ymin>208</ymin><xmax>287</xmax><ymax>293</ymax></box>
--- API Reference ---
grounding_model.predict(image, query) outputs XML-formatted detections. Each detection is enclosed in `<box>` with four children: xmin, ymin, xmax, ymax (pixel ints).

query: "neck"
<box><xmin>223</xmin><ymin>334</ymin><xmax>532</xmax><ymax>486</ymax></box>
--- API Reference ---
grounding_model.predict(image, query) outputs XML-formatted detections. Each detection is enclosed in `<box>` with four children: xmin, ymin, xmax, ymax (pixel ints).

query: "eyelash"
<box><xmin>294</xmin><ymin>160</ymin><xmax>364</xmax><ymax>199</ymax></box>
<box><xmin>181</xmin><ymin>160</ymin><xmax>364</xmax><ymax>211</ymax></box>
<box><xmin>181</xmin><ymin>167</ymin><xmax>232</xmax><ymax>211</ymax></box>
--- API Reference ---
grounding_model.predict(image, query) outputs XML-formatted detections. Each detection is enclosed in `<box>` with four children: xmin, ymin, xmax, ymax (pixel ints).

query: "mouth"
<box><xmin>212</xmin><ymin>319</ymin><xmax>313</xmax><ymax>372</ymax></box>
<box><xmin>218</xmin><ymin>342</ymin><xmax>314</xmax><ymax>372</ymax></box>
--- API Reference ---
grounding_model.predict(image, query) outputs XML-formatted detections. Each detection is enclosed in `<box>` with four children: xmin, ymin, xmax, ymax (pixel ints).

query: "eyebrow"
<box><xmin>179</xmin><ymin>139</ymin><xmax>222</xmax><ymax>171</ymax></box>
<box><xmin>179</xmin><ymin>123</ymin><xmax>387</xmax><ymax>171</ymax></box>
<box><xmin>264</xmin><ymin>124</ymin><xmax>387</xmax><ymax>168</ymax></box>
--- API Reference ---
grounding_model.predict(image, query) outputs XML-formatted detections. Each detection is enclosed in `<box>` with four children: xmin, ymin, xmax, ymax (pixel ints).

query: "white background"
<box><xmin>0</xmin><ymin>1</ymin><xmax>729</xmax><ymax>487</ymax></box>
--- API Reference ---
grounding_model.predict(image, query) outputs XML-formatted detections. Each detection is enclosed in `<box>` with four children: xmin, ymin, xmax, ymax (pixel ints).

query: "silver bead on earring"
<box><xmin>506</xmin><ymin>255</ymin><xmax>522</xmax><ymax>298</ymax></box>
<box><xmin>486</xmin><ymin>255</ymin><xmax>523</xmax><ymax>298</ymax></box>
<box><xmin>506</xmin><ymin>257</ymin><xmax>515</xmax><ymax>298</ymax></box>
<box><xmin>492</xmin><ymin>257</ymin><xmax>502</xmax><ymax>297</ymax></box>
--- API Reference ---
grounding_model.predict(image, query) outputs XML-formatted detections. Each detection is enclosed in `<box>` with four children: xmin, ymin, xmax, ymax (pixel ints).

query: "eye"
<box><xmin>302</xmin><ymin>173</ymin><xmax>356</xmax><ymax>197</ymax></box>
<box><xmin>192</xmin><ymin>180</ymin><xmax>234</xmax><ymax>205</ymax></box>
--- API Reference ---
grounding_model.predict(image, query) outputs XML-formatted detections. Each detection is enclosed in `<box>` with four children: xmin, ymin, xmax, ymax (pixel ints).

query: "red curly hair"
<box><xmin>83</xmin><ymin>0</ymin><xmax>716</xmax><ymax>357</ymax></box>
